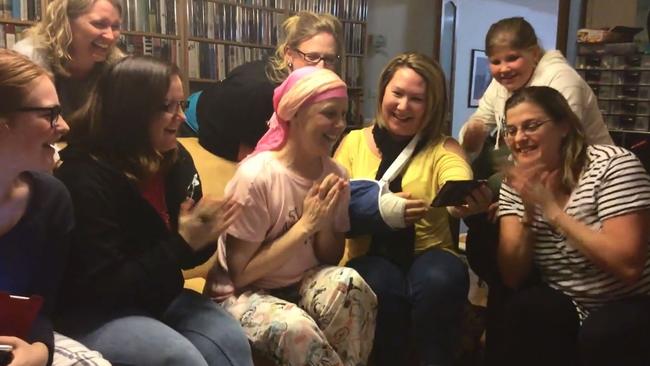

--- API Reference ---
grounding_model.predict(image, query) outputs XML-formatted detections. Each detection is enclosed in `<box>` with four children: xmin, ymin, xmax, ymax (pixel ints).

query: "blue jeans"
<box><xmin>348</xmin><ymin>248</ymin><xmax>469</xmax><ymax>366</ymax></box>
<box><xmin>58</xmin><ymin>289</ymin><xmax>252</xmax><ymax>366</ymax></box>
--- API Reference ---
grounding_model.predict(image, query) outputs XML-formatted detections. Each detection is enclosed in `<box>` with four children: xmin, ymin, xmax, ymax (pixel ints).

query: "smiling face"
<box><xmin>69</xmin><ymin>0</ymin><xmax>121</xmax><ymax>65</ymax></box>
<box><xmin>380</xmin><ymin>67</ymin><xmax>427</xmax><ymax>140</ymax></box>
<box><xmin>505</xmin><ymin>101</ymin><xmax>567</xmax><ymax>169</ymax></box>
<box><xmin>149</xmin><ymin>75</ymin><xmax>184</xmax><ymax>153</ymax></box>
<box><xmin>291</xmin><ymin>97</ymin><xmax>348</xmax><ymax>158</ymax></box>
<box><xmin>4</xmin><ymin>76</ymin><xmax>70</xmax><ymax>172</ymax></box>
<box><xmin>488</xmin><ymin>46</ymin><xmax>539</xmax><ymax>92</ymax></box>
<box><xmin>286</xmin><ymin>32</ymin><xmax>338</xmax><ymax>71</ymax></box>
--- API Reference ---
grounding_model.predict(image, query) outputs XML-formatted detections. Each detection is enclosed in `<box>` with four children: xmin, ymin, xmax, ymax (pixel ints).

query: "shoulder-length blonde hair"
<box><xmin>504</xmin><ymin>86</ymin><xmax>588</xmax><ymax>191</ymax></box>
<box><xmin>0</xmin><ymin>49</ymin><xmax>51</xmax><ymax>118</ymax></box>
<box><xmin>25</xmin><ymin>0</ymin><xmax>123</xmax><ymax>77</ymax></box>
<box><xmin>374</xmin><ymin>52</ymin><xmax>449</xmax><ymax>146</ymax></box>
<box><xmin>266</xmin><ymin>11</ymin><xmax>342</xmax><ymax>84</ymax></box>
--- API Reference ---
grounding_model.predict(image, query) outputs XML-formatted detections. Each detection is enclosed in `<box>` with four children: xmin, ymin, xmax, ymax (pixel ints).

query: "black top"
<box><xmin>0</xmin><ymin>171</ymin><xmax>74</xmax><ymax>365</ymax></box>
<box><xmin>197</xmin><ymin>60</ymin><xmax>276</xmax><ymax>161</ymax></box>
<box><xmin>54</xmin><ymin>144</ymin><xmax>212</xmax><ymax>318</ymax></box>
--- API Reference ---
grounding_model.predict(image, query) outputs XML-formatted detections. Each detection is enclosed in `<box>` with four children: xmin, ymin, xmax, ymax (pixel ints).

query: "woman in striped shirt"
<box><xmin>497</xmin><ymin>86</ymin><xmax>650</xmax><ymax>366</ymax></box>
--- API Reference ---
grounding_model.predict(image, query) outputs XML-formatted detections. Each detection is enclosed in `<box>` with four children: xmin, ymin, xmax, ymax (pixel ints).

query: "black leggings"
<box><xmin>503</xmin><ymin>284</ymin><xmax>650</xmax><ymax>366</ymax></box>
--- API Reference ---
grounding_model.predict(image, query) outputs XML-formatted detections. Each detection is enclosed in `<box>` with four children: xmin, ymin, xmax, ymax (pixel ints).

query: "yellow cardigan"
<box><xmin>334</xmin><ymin>127</ymin><xmax>471</xmax><ymax>263</ymax></box>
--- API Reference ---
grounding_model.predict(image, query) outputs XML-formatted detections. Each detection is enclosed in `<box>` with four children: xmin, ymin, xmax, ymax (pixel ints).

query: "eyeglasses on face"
<box><xmin>504</xmin><ymin>119</ymin><xmax>551</xmax><ymax>139</ymax></box>
<box><xmin>15</xmin><ymin>105</ymin><xmax>62</xmax><ymax>128</ymax></box>
<box><xmin>162</xmin><ymin>100</ymin><xmax>190</xmax><ymax>115</ymax></box>
<box><xmin>293</xmin><ymin>48</ymin><xmax>341</xmax><ymax>67</ymax></box>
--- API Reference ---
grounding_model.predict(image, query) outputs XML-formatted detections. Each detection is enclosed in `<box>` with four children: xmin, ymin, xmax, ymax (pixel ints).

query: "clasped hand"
<box><xmin>300</xmin><ymin>173</ymin><xmax>347</xmax><ymax>235</ymax></box>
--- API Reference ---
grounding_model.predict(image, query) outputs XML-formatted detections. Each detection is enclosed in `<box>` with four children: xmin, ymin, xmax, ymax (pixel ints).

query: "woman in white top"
<box><xmin>498</xmin><ymin>86</ymin><xmax>650</xmax><ymax>366</ymax></box>
<box><xmin>461</xmin><ymin>17</ymin><xmax>612</xmax><ymax>156</ymax></box>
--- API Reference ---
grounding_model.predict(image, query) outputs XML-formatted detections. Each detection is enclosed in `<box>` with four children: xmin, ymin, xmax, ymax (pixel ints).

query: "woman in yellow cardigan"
<box><xmin>335</xmin><ymin>52</ymin><xmax>491</xmax><ymax>366</ymax></box>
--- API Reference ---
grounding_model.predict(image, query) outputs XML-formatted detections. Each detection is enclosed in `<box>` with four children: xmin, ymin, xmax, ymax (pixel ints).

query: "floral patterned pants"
<box><xmin>221</xmin><ymin>266</ymin><xmax>377</xmax><ymax>366</ymax></box>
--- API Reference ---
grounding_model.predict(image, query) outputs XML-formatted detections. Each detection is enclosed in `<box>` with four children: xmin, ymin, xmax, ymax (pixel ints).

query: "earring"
<box><xmin>288</xmin><ymin>61</ymin><xmax>293</xmax><ymax>70</ymax></box>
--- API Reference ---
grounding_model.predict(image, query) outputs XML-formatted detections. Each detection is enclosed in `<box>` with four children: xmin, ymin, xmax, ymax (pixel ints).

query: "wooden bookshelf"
<box><xmin>0</xmin><ymin>0</ymin><xmax>368</xmax><ymax>125</ymax></box>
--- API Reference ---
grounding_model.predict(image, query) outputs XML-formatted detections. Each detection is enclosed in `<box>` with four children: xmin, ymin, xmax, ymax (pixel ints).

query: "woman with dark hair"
<box><xmin>498</xmin><ymin>86</ymin><xmax>650</xmax><ymax>366</ymax></box>
<box><xmin>54</xmin><ymin>56</ymin><xmax>253</xmax><ymax>366</ymax></box>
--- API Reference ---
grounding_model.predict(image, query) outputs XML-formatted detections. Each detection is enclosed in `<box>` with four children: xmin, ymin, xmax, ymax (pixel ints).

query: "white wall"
<box><xmin>362</xmin><ymin>0</ymin><xmax>560</xmax><ymax>134</ymax></box>
<box><xmin>449</xmin><ymin>0</ymin><xmax>559</xmax><ymax>137</ymax></box>
<box><xmin>362</xmin><ymin>0</ymin><xmax>435</xmax><ymax>121</ymax></box>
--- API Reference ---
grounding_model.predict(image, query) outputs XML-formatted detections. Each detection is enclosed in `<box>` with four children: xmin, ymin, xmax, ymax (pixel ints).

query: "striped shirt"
<box><xmin>499</xmin><ymin>145</ymin><xmax>650</xmax><ymax>318</ymax></box>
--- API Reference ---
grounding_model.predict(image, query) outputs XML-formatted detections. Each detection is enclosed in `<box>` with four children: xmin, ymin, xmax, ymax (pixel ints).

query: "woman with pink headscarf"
<box><xmin>205</xmin><ymin>66</ymin><xmax>377</xmax><ymax>366</ymax></box>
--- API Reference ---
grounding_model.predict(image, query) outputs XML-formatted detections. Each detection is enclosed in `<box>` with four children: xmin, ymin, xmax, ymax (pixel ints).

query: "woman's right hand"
<box><xmin>178</xmin><ymin>196</ymin><xmax>241</xmax><ymax>252</ymax></box>
<box><xmin>0</xmin><ymin>336</ymin><xmax>47</xmax><ymax>366</ymax></box>
<box><xmin>298</xmin><ymin>173</ymin><xmax>346</xmax><ymax>235</ymax></box>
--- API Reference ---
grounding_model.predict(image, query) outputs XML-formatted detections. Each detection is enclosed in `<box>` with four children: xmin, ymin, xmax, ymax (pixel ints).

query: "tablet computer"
<box><xmin>431</xmin><ymin>180</ymin><xmax>487</xmax><ymax>207</ymax></box>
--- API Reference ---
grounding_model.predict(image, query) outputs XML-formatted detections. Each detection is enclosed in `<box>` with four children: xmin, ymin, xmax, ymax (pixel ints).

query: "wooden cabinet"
<box><xmin>576</xmin><ymin>42</ymin><xmax>650</xmax><ymax>171</ymax></box>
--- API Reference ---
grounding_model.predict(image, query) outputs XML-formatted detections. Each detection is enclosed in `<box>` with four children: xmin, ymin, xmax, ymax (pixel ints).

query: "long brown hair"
<box><xmin>71</xmin><ymin>56</ymin><xmax>181</xmax><ymax>181</ymax></box>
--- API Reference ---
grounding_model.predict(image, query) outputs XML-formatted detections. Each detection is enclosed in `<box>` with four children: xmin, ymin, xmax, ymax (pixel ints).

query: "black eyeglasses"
<box><xmin>15</xmin><ymin>105</ymin><xmax>62</xmax><ymax>128</ymax></box>
<box><xmin>293</xmin><ymin>49</ymin><xmax>341</xmax><ymax>67</ymax></box>
<box><xmin>162</xmin><ymin>100</ymin><xmax>190</xmax><ymax>115</ymax></box>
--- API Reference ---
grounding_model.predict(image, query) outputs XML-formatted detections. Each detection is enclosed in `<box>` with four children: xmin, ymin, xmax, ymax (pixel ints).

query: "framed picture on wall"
<box><xmin>468</xmin><ymin>49</ymin><xmax>492</xmax><ymax>108</ymax></box>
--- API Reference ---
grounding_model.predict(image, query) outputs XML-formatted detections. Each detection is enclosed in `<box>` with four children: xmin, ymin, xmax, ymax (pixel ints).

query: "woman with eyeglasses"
<box><xmin>458</xmin><ymin>17</ymin><xmax>615</xmax><ymax>365</ymax></box>
<box><xmin>498</xmin><ymin>86</ymin><xmax>650</xmax><ymax>366</ymax></box>
<box><xmin>0</xmin><ymin>49</ymin><xmax>112</xmax><ymax>366</ymax></box>
<box><xmin>52</xmin><ymin>56</ymin><xmax>253</xmax><ymax>366</ymax></box>
<box><xmin>13</xmin><ymin>0</ymin><xmax>122</xmax><ymax>124</ymax></box>
<box><xmin>191</xmin><ymin>11</ymin><xmax>343</xmax><ymax>162</ymax></box>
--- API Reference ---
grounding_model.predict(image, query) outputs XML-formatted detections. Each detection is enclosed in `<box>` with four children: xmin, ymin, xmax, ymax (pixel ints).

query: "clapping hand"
<box><xmin>505</xmin><ymin>163</ymin><xmax>563</xmax><ymax>217</ymax></box>
<box><xmin>299</xmin><ymin>173</ymin><xmax>347</xmax><ymax>235</ymax></box>
<box><xmin>178</xmin><ymin>196</ymin><xmax>241</xmax><ymax>251</ymax></box>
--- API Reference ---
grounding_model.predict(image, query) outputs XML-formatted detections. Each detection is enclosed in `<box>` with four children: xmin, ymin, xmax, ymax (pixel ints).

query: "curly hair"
<box><xmin>24</xmin><ymin>0</ymin><xmax>123</xmax><ymax>77</ymax></box>
<box><xmin>265</xmin><ymin>11</ymin><xmax>342</xmax><ymax>84</ymax></box>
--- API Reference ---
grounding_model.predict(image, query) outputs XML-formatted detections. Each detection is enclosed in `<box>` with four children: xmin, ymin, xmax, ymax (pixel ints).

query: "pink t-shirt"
<box><xmin>219</xmin><ymin>151</ymin><xmax>350</xmax><ymax>289</ymax></box>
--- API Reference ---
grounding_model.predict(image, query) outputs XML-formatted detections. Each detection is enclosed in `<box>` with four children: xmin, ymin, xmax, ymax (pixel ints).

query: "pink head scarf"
<box><xmin>252</xmin><ymin>66</ymin><xmax>347</xmax><ymax>154</ymax></box>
